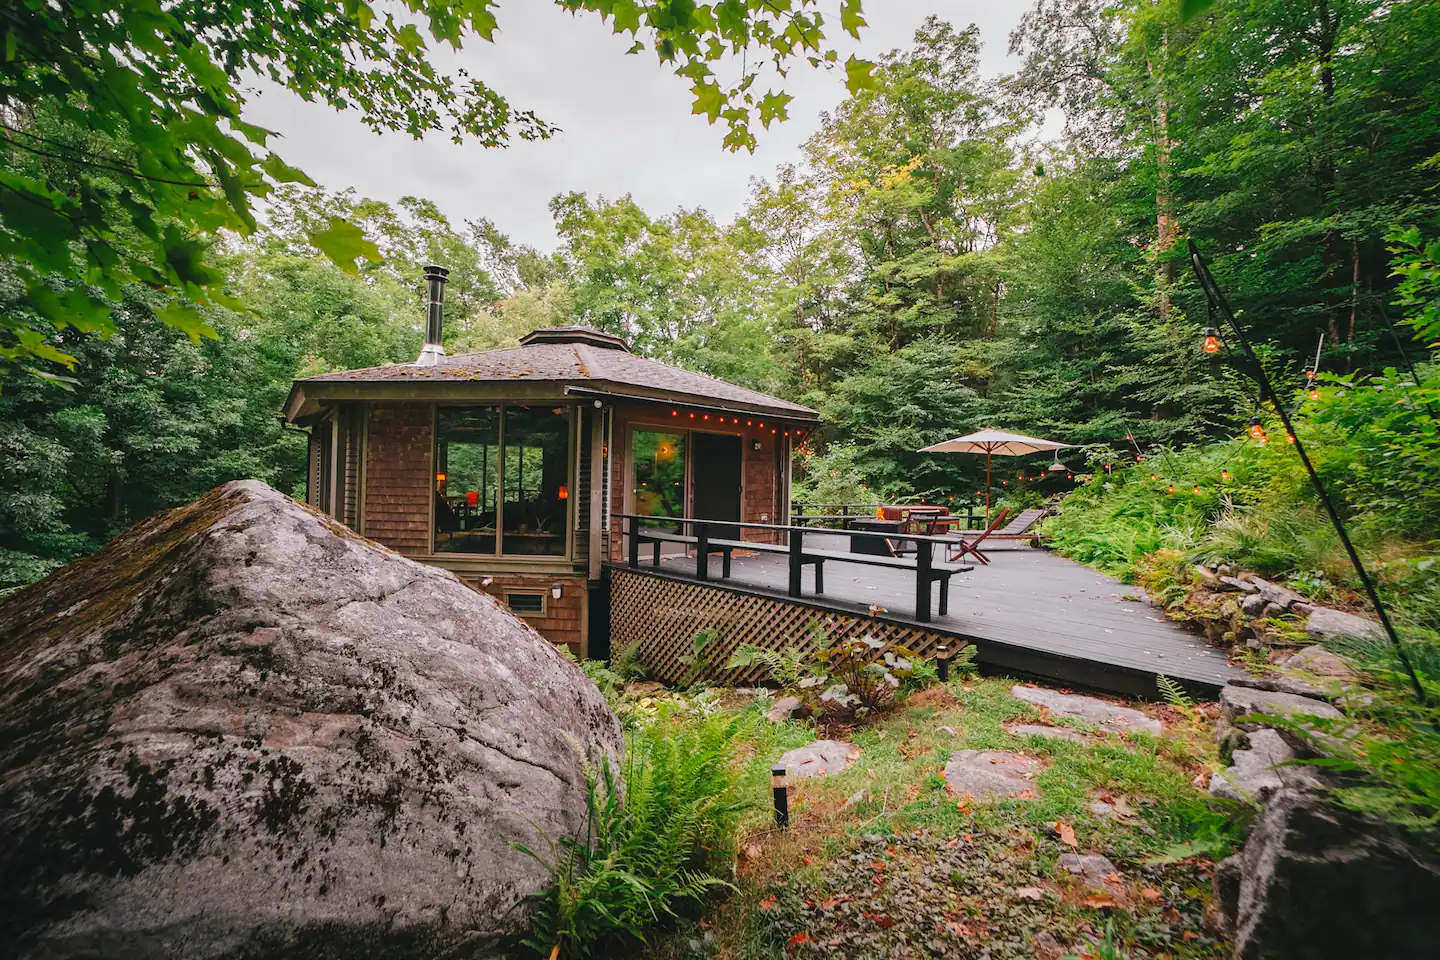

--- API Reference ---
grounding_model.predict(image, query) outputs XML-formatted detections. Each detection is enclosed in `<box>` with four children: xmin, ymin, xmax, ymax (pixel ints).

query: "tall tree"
<box><xmin>1</xmin><ymin>0</ymin><xmax>873</xmax><ymax>376</ymax></box>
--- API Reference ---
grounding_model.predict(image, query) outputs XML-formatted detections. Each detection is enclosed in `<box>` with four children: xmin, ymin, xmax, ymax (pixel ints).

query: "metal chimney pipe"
<box><xmin>416</xmin><ymin>264</ymin><xmax>449</xmax><ymax>366</ymax></box>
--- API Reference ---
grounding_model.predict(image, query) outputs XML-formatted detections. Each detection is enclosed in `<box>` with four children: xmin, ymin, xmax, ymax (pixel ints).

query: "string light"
<box><xmin>1167</xmin><ymin>484</ymin><xmax>1175</xmax><ymax>495</ymax></box>
<box><xmin>1202</xmin><ymin>327</ymin><xmax>1222</xmax><ymax>353</ymax></box>
<box><xmin>1193</xmin><ymin>485</ymin><xmax>1201</xmax><ymax>495</ymax></box>
<box><xmin>1287</xmin><ymin>433</ymin><xmax>1296</xmax><ymax>444</ymax></box>
<box><xmin>1248</xmin><ymin>416</ymin><xmax>1267</xmax><ymax>441</ymax></box>
<box><xmin>1150</xmin><ymin>472</ymin><xmax>1159</xmax><ymax>481</ymax></box>
<box><xmin>1309</xmin><ymin>388</ymin><xmax>1320</xmax><ymax>401</ymax></box>
<box><xmin>1222</xmin><ymin>470</ymin><xmax>1231</xmax><ymax>482</ymax></box>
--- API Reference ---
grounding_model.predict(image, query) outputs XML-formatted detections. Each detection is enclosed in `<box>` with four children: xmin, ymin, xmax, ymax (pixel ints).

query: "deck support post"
<box><xmin>695</xmin><ymin>522</ymin><xmax>709</xmax><ymax>582</ymax></box>
<box><xmin>627</xmin><ymin>517</ymin><xmax>639</xmax><ymax>569</ymax></box>
<box><xmin>787</xmin><ymin>527</ymin><xmax>804</xmax><ymax>598</ymax></box>
<box><xmin>915</xmin><ymin>541</ymin><xmax>932</xmax><ymax>623</ymax></box>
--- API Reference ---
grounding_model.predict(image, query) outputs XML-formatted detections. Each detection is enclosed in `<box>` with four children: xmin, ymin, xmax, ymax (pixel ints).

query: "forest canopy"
<box><xmin>3</xmin><ymin>0</ymin><xmax>1439</xmax><ymax>589</ymax></box>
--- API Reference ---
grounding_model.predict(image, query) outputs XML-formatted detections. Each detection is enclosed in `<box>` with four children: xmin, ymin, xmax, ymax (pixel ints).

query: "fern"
<box><xmin>611</xmin><ymin>638</ymin><xmax>649</xmax><ymax>682</ymax></box>
<box><xmin>725</xmin><ymin>643</ymin><xmax>808</xmax><ymax>688</ymax></box>
<box><xmin>950</xmin><ymin>643</ymin><xmax>979</xmax><ymax>678</ymax></box>
<box><xmin>519</xmin><ymin>713</ymin><xmax>748</xmax><ymax>958</ymax></box>
<box><xmin>1155</xmin><ymin>674</ymin><xmax>1195</xmax><ymax>711</ymax></box>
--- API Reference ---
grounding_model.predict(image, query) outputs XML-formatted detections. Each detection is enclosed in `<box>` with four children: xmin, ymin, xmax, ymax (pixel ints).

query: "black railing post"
<box><xmin>695</xmin><ymin>521</ymin><xmax>709</xmax><ymax>582</ymax></box>
<box><xmin>915</xmin><ymin>538</ymin><xmax>932</xmax><ymax>623</ymax></box>
<box><xmin>788</xmin><ymin>525</ymin><xmax>804</xmax><ymax>598</ymax></box>
<box><xmin>936</xmin><ymin>644</ymin><xmax>950</xmax><ymax>682</ymax></box>
<box><xmin>627</xmin><ymin>516</ymin><xmax>639</xmax><ymax>569</ymax></box>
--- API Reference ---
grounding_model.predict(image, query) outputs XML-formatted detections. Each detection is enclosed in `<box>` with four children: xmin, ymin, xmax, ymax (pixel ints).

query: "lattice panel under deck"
<box><xmin>609</xmin><ymin>569</ymin><xmax>964</xmax><ymax>685</ymax></box>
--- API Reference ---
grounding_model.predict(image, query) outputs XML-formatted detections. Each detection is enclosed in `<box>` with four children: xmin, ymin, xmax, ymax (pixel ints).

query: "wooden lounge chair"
<box><xmin>935</xmin><ymin>508</ymin><xmax>1010</xmax><ymax>564</ymax></box>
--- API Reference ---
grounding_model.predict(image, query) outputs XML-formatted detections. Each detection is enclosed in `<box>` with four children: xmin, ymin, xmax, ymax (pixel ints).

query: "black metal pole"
<box><xmin>1188</xmin><ymin>239</ymin><xmax>1425</xmax><ymax>703</ymax></box>
<box><xmin>772</xmin><ymin>765</ymin><xmax>789</xmax><ymax>828</ymax></box>
<box><xmin>936</xmin><ymin>644</ymin><xmax>950</xmax><ymax>683</ymax></box>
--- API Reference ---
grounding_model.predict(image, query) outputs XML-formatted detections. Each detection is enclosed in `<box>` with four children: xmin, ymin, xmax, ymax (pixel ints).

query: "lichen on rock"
<box><xmin>0</xmin><ymin>480</ymin><xmax>621</xmax><ymax>960</ymax></box>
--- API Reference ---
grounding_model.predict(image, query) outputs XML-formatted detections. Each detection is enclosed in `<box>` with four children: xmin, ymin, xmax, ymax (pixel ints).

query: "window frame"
<box><xmin>432</xmin><ymin>403</ymin><xmax>576</xmax><ymax>560</ymax></box>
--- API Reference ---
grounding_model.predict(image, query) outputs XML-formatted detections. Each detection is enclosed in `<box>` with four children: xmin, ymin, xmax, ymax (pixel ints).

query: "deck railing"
<box><xmin>614</xmin><ymin>512</ymin><xmax>967</xmax><ymax>623</ymax></box>
<box><xmin>791</xmin><ymin>501</ymin><xmax>986</xmax><ymax>530</ymax></box>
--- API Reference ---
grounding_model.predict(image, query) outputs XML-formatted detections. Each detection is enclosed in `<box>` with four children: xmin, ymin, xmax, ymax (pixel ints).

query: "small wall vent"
<box><xmin>505</xmin><ymin>592</ymin><xmax>546</xmax><ymax>616</ymax></box>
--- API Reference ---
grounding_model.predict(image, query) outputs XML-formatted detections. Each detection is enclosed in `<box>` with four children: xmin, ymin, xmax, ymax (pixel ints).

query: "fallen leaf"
<box><xmin>1183</xmin><ymin>930</ymin><xmax>1201</xmax><ymax>941</ymax></box>
<box><xmin>864</xmin><ymin>911</ymin><xmax>895</xmax><ymax>928</ymax></box>
<box><xmin>801</xmin><ymin>855</ymin><xmax>815</xmax><ymax>866</ymax></box>
<box><xmin>744</xmin><ymin>843</ymin><xmax>762</xmax><ymax>860</ymax></box>
<box><xmin>1055</xmin><ymin>821</ymin><xmax>1078</xmax><ymax>848</ymax></box>
<box><xmin>1104</xmin><ymin>872</ymin><xmax>1123</xmax><ymax>885</ymax></box>
<box><xmin>945</xmin><ymin>837</ymin><xmax>959</xmax><ymax>848</ymax></box>
<box><xmin>1015</xmin><ymin>789</ymin><xmax>1038</xmax><ymax>800</ymax></box>
<box><xmin>1142</xmin><ymin>887</ymin><xmax>1163</xmax><ymax>903</ymax></box>
<box><xmin>946</xmin><ymin>920</ymin><xmax>973</xmax><ymax>936</ymax></box>
<box><xmin>869</xmin><ymin>860</ymin><xmax>886</xmax><ymax>872</ymax></box>
<box><xmin>1080</xmin><ymin>893</ymin><xmax>1117</xmax><ymax>909</ymax></box>
<box><xmin>758</xmin><ymin>895</ymin><xmax>777</xmax><ymax>912</ymax></box>
<box><xmin>1014</xmin><ymin>886</ymin><xmax>1045</xmax><ymax>901</ymax></box>
<box><xmin>785</xmin><ymin>931</ymin><xmax>812</xmax><ymax>955</ymax></box>
<box><xmin>1163</xmin><ymin>906</ymin><xmax>1182</xmax><ymax>923</ymax></box>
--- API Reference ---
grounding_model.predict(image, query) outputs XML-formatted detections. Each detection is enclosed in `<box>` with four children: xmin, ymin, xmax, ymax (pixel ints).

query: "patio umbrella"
<box><xmin>920</xmin><ymin>428</ymin><xmax>1069</xmax><ymax>522</ymax></box>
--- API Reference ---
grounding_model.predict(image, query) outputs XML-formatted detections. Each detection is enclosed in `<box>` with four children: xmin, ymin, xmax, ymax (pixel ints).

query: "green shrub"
<box><xmin>727</xmin><ymin>632</ymin><xmax>919</xmax><ymax>721</ymax></box>
<box><xmin>518</xmin><ymin>713</ymin><xmax>749</xmax><ymax>958</ymax></box>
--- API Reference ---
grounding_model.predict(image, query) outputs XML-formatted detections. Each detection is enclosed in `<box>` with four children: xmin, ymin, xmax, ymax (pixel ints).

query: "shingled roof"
<box><xmin>284</xmin><ymin>326</ymin><xmax>818</xmax><ymax>422</ymax></box>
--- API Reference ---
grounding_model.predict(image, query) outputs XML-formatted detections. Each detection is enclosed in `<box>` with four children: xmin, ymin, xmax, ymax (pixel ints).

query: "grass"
<box><xmin>634</xmin><ymin>678</ymin><xmax>1237</xmax><ymax>960</ymax></box>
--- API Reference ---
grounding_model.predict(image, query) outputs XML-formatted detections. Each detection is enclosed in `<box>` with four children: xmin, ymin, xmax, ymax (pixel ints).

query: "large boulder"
<box><xmin>0</xmin><ymin>481</ymin><xmax>622</xmax><ymax>960</ymax></box>
<box><xmin>1217</xmin><ymin>788</ymin><xmax>1440</xmax><ymax>959</ymax></box>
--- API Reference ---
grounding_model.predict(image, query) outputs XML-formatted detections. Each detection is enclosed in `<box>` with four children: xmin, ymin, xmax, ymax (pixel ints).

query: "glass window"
<box><xmin>435</xmin><ymin>407</ymin><xmax>499</xmax><ymax>554</ymax></box>
<box><xmin>502</xmin><ymin>406</ymin><xmax>571</xmax><ymax>556</ymax></box>
<box><xmin>631</xmin><ymin>430</ymin><xmax>687</xmax><ymax>533</ymax></box>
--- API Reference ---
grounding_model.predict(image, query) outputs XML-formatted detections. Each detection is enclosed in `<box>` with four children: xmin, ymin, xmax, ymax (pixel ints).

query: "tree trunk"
<box><xmin>1150</xmin><ymin>30</ymin><xmax>1177</xmax><ymax>320</ymax></box>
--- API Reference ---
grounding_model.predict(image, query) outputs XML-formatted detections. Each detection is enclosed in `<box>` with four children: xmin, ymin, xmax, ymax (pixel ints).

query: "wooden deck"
<box><xmin>634</xmin><ymin>534</ymin><xmax>1242</xmax><ymax>698</ymax></box>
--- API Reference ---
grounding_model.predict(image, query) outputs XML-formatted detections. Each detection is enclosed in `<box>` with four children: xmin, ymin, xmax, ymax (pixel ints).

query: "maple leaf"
<box><xmin>758</xmin><ymin>894</ymin><xmax>777</xmax><ymax>911</ymax></box>
<box><xmin>864</xmin><ymin>911</ymin><xmax>895</xmax><ymax>928</ymax></box>
<box><xmin>785</xmin><ymin>931</ymin><xmax>812</xmax><ymax>955</ymax></box>
<box><xmin>1054</xmin><ymin>821</ymin><xmax>1078</xmax><ymax>848</ymax></box>
<box><xmin>1141</xmin><ymin>887</ymin><xmax>1163</xmax><ymax>903</ymax></box>
<box><xmin>1080</xmin><ymin>892</ymin><xmax>1117</xmax><ymax>909</ymax></box>
<box><xmin>1014</xmin><ymin>886</ymin><xmax>1045</xmax><ymax>901</ymax></box>
<box><xmin>843</xmin><ymin>55</ymin><xmax>875</xmax><ymax>95</ymax></box>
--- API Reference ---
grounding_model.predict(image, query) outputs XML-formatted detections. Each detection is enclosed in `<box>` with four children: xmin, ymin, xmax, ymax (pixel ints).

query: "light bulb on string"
<box><xmin>1167</xmin><ymin>484</ymin><xmax>1175</xmax><ymax>495</ymax></box>
<box><xmin>1222</xmin><ymin>470</ymin><xmax>1231</xmax><ymax>482</ymax></box>
<box><xmin>1193</xmin><ymin>485</ymin><xmax>1201</xmax><ymax>495</ymax></box>
<box><xmin>1309</xmin><ymin>388</ymin><xmax>1320</xmax><ymax>401</ymax></box>
<box><xmin>1150</xmin><ymin>472</ymin><xmax>1159</xmax><ymax>481</ymax></box>
<box><xmin>1202</xmin><ymin>327</ymin><xmax>1222</xmax><ymax>353</ymax></box>
<box><xmin>1248</xmin><ymin>416</ymin><xmax>1267</xmax><ymax>442</ymax></box>
<box><xmin>1287</xmin><ymin>433</ymin><xmax>1296</xmax><ymax>444</ymax></box>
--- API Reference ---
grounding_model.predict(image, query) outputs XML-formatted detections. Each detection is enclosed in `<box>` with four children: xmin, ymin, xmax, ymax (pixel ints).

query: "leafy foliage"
<box><xmin>1</xmin><ymin>0</ymin><xmax>871</xmax><ymax>377</ymax></box>
<box><xmin>518</xmin><ymin>712</ymin><xmax>748</xmax><ymax>958</ymax></box>
<box><xmin>728</xmin><ymin>631</ymin><xmax>920</xmax><ymax>720</ymax></box>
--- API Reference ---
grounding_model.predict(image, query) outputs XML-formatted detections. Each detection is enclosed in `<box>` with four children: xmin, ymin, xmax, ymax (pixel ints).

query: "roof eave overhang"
<box><xmin>564</xmin><ymin>384</ymin><xmax>820</xmax><ymax>425</ymax></box>
<box><xmin>281</xmin><ymin>376</ymin><xmax>821</xmax><ymax>425</ymax></box>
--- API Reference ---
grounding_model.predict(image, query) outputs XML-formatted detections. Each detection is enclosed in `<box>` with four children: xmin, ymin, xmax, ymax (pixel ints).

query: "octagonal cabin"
<box><xmin>282</xmin><ymin>267</ymin><xmax>818</xmax><ymax>658</ymax></box>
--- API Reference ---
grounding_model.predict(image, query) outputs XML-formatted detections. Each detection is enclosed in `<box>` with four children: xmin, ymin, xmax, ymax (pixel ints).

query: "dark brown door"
<box><xmin>691</xmin><ymin>432</ymin><xmax>742</xmax><ymax>540</ymax></box>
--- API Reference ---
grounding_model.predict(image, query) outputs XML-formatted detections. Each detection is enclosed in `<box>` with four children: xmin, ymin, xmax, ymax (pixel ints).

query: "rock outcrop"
<box><xmin>0</xmin><ymin>481</ymin><xmax>622</xmax><ymax>960</ymax></box>
<box><xmin>1215</xmin><ymin>788</ymin><xmax>1440</xmax><ymax>959</ymax></box>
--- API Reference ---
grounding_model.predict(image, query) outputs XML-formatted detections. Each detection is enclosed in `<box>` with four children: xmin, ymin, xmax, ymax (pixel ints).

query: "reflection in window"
<box><xmin>502</xmin><ymin>406</ymin><xmax>570</xmax><ymax>556</ymax></box>
<box><xmin>632</xmin><ymin>430</ymin><xmax>686</xmax><ymax>533</ymax></box>
<box><xmin>434</xmin><ymin>407</ymin><xmax>499</xmax><ymax>554</ymax></box>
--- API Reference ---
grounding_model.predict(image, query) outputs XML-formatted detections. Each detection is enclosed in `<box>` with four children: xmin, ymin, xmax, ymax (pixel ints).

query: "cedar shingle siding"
<box><xmin>363</xmin><ymin>403</ymin><xmax>432</xmax><ymax>554</ymax></box>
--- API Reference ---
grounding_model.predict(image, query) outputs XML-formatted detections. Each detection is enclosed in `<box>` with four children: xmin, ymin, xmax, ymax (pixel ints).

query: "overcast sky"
<box><xmin>243</xmin><ymin>2</ymin><xmax>1034</xmax><ymax>251</ymax></box>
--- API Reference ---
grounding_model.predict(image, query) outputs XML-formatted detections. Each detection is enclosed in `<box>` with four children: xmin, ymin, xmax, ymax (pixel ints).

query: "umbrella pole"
<box><xmin>985</xmin><ymin>448</ymin><xmax>992</xmax><ymax>524</ymax></box>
